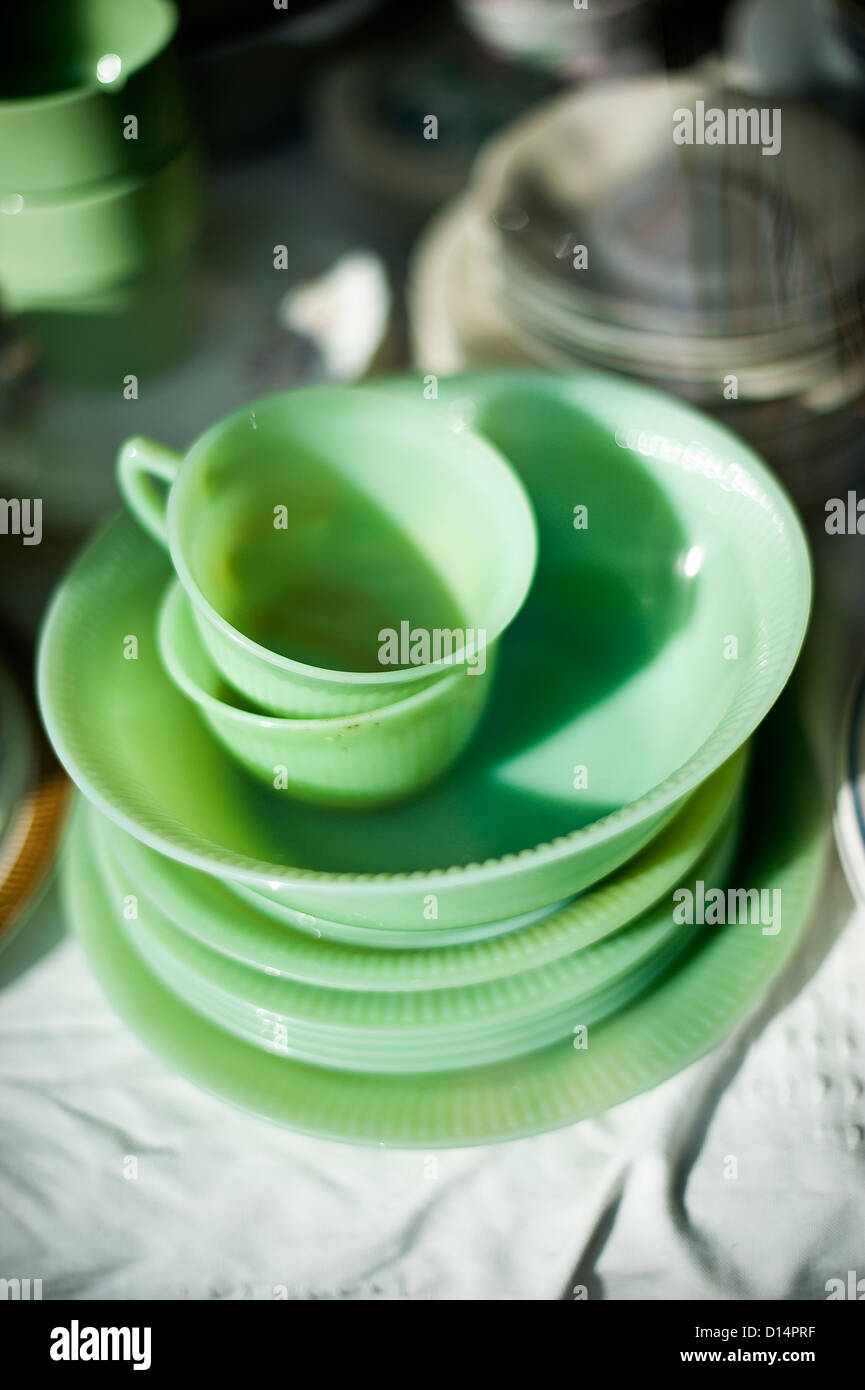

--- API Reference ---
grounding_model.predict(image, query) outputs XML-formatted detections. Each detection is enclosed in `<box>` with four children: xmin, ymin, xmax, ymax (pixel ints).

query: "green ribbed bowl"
<box><xmin>94</xmin><ymin>742</ymin><xmax>746</xmax><ymax>966</ymax></box>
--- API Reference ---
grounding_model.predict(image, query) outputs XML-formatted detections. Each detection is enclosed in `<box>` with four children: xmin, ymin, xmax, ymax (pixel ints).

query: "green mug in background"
<box><xmin>0</xmin><ymin>0</ymin><xmax>198</xmax><ymax>383</ymax></box>
<box><xmin>0</xmin><ymin>0</ymin><xmax>188</xmax><ymax>197</ymax></box>
<box><xmin>117</xmin><ymin>386</ymin><xmax>538</xmax><ymax>718</ymax></box>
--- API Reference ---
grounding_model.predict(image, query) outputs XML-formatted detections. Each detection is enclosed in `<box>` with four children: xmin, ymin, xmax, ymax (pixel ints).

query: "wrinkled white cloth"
<box><xmin>0</xmin><ymin>825</ymin><xmax>860</xmax><ymax>1302</ymax></box>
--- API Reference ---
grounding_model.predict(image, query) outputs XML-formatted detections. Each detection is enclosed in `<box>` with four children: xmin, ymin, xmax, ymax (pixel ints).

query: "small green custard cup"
<box><xmin>158</xmin><ymin>581</ymin><xmax>496</xmax><ymax>808</ymax></box>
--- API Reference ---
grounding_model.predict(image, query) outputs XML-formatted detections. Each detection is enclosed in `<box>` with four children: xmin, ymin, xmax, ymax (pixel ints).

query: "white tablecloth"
<box><xmin>0</xmin><ymin>843</ymin><xmax>861</xmax><ymax>1301</ymax></box>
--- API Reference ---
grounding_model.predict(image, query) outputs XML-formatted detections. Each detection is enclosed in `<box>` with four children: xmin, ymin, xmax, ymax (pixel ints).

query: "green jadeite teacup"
<box><xmin>157</xmin><ymin>581</ymin><xmax>495</xmax><ymax>808</ymax></box>
<box><xmin>0</xmin><ymin>0</ymin><xmax>187</xmax><ymax>198</ymax></box>
<box><xmin>117</xmin><ymin>385</ymin><xmax>538</xmax><ymax>717</ymax></box>
<box><xmin>0</xmin><ymin>144</ymin><xmax>202</xmax><ymax>309</ymax></box>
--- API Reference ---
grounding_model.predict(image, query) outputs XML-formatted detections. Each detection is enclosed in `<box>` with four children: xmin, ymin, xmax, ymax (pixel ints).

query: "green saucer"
<box><xmin>61</xmin><ymin>701</ymin><xmax>827</xmax><ymax>1145</ymax></box>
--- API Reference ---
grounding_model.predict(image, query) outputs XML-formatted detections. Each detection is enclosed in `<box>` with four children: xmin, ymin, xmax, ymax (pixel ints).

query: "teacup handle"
<box><xmin>117</xmin><ymin>436</ymin><xmax>183</xmax><ymax>550</ymax></box>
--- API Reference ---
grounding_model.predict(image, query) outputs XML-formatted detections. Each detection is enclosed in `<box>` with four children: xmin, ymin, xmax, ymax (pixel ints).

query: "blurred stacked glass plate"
<box><xmin>411</xmin><ymin>73</ymin><xmax>865</xmax><ymax>502</ymax></box>
<box><xmin>313</xmin><ymin>33</ymin><xmax>554</xmax><ymax>222</ymax></box>
<box><xmin>457</xmin><ymin>0</ymin><xmax>664</xmax><ymax>77</ymax></box>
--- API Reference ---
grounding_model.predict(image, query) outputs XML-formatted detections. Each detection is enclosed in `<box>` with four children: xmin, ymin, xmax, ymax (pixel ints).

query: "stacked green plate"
<box><xmin>40</xmin><ymin>371</ymin><xmax>821</xmax><ymax>1144</ymax></box>
<box><xmin>88</xmin><ymin>786</ymin><xmax>742</xmax><ymax>1073</ymax></box>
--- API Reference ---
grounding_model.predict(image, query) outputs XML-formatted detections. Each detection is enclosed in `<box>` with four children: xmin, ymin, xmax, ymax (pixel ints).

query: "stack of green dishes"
<box><xmin>39</xmin><ymin>371</ymin><xmax>824</xmax><ymax>1146</ymax></box>
<box><xmin>0</xmin><ymin>0</ymin><xmax>201</xmax><ymax>380</ymax></box>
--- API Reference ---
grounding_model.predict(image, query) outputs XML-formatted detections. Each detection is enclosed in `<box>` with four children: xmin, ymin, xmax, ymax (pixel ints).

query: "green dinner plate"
<box><xmin>61</xmin><ymin>699</ymin><xmax>826</xmax><ymax>1144</ymax></box>
<box><xmin>93</xmin><ymin>742</ymin><xmax>746</xmax><ymax>984</ymax></box>
<box><xmin>90</xmin><ymin>797</ymin><xmax>739</xmax><ymax>1062</ymax></box>
<box><xmin>230</xmin><ymin>884</ymin><xmax>574</xmax><ymax>950</ymax></box>
<box><xmin>39</xmin><ymin>369</ymin><xmax>809</xmax><ymax>929</ymax></box>
<box><xmin>123</xmin><ymin>923</ymin><xmax>692</xmax><ymax>1074</ymax></box>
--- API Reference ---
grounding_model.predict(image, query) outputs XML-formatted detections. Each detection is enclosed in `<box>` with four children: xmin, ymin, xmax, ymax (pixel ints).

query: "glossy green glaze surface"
<box><xmin>230</xmin><ymin>746</ymin><xmax>747</xmax><ymax>951</ymax></box>
<box><xmin>158</xmin><ymin>581</ymin><xmax>494</xmax><ymax>808</ymax></box>
<box><xmin>60</xmin><ymin>702</ymin><xmax>827</xmax><ymax>1144</ymax></box>
<box><xmin>91</xmin><ymin>743</ymin><xmax>746</xmax><ymax>983</ymax></box>
<box><xmin>90</xmin><ymin>797</ymin><xmax>739</xmax><ymax>1072</ymax></box>
<box><xmin>39</xmin><ymin>370</ymin><xmax>811</xmax><ymax>927</ymax></box>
